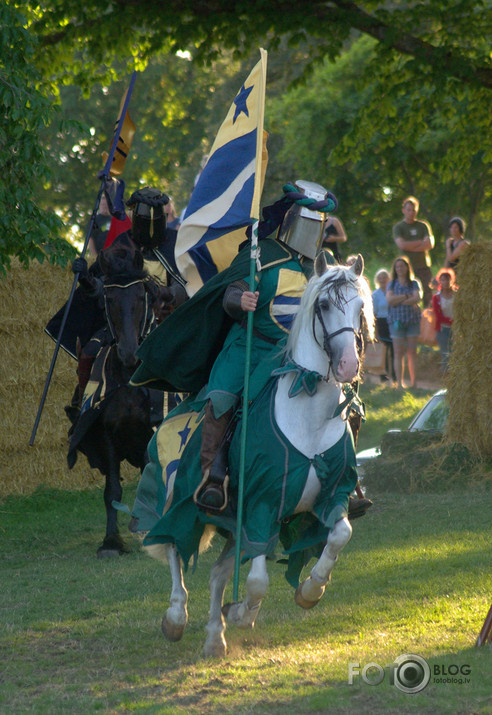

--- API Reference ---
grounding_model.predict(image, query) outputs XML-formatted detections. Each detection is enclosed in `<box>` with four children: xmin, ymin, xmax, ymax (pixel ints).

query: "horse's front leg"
<box><xmin>97</xmin><ymin>455</ymin><xmax>127</xmax><ymax>557</ymax></box>
<box><xmin>295</xmin><ymin>516</ymin><xmax>352</xmax><ymax>609</ymax></box>
<box><xmin>222</xmin><ymin>555</ymin><xmax>268</xmax><ymax>630</ymax></box>
<box><xmin>143</xmin><ymin>542</ymin><xmax>189</xmax><ymax>642</ymax></box>
<box><xmin>162</xmin><ymin>543</ymin><xmax>189</xmax><ymax>642</ymax></box>
<box><xmin>204</xmin><ymin>536</ymin><xmax>235</xmax><ymax>658</ymax></box>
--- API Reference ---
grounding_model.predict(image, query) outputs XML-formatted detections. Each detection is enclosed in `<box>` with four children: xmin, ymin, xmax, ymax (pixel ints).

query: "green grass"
<box><xmin>356</xmin><ymin>382</ymin><xmax>436</xmax><ymax>452</ymax></box>
<box><xmin>1</xmin><ymin>484</ymin><xmax>491</xmax><ymax>713</ymax></box>
<box><xmin>1</xmin><ymin>386</ymin><xmax>491</xmax><ymax>713</ymax></box>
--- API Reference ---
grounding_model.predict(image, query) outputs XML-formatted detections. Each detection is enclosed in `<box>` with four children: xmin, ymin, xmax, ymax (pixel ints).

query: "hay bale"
<box><xmin>362</xmin><ymin>432</ymin><xmax>491</xmax><ymax>493</ymax></box>
<box><xmin>445</xmin><ymin>242</ymin><xmax>492</xmax><ymax>457</ymax></box>
<box><xmin>0</xmin><ymin>261</ymin><xmax>135</xmax><ymax>498</ymax></box>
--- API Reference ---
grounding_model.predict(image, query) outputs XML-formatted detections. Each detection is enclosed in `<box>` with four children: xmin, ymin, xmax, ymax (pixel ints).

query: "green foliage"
<box><xmin>25</xmin><ymin>0</ymin><xmax>492</xmax><ymax>92</ymax></box>
<box><xmin>2</xmin><ymin>1</ymin><xmax>491</xmax><ymax>273</ymax></box>
<box><xmin>38</xmin><ymin>53</ymin><xmax>261</xmax><ymax>236</ymax></box>
<box><xmin>0</xmin><ymin>3</ymin><xmax>76</xmax><ymax>273</ymax></box>
<box><xmin>266</xmin><ymin>36</ymin><xmax>491</xmax><ymax>263</ymax></box>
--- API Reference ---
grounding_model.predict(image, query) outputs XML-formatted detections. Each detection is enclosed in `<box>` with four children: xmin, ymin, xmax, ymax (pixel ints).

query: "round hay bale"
<box><xmin>444</xmin><ymin>242</ymin><xmax>492</xmax><ymax>457</ymax></box>
<box><xmin>0</xmin><ymin>261</ymin><xmax>135</xmax><ymax>498</ymax></box>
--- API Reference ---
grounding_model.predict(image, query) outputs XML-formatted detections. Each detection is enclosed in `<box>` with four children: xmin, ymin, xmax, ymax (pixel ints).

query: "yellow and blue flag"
<box><xmin>176</xmin><ymin>49</ymin><xmax>268</xmax><ymax>296</ymax></box>
<box><xmin>101</xmin><ymin>76</ymin><xmax>137</xmax><ymax>177</ymax></box>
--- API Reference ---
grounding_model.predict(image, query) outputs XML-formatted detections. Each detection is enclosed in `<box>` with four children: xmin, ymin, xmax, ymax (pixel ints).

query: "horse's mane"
<box><xmin>286</xmin><ymin>264</ymin><xmax>375</xmax><ymax>353</ymax></box>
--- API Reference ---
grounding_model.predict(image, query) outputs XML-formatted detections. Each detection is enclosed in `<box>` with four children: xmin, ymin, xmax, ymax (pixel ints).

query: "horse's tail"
<box><xmin>142</xmin><ymin>524</ymin><xmax>216</xmax><ymax>564</ymax></box>
<box><xmin>142</xmin><ymin>542</ymin><xmax>170</xmax><ymax>564</ymax></box>
<box><xmin>199</xmin><ymin>524</ymin><xmax>217</xmax><ymax>554</ymax></box>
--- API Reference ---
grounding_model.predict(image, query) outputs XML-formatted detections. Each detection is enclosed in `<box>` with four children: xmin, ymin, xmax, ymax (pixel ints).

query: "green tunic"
<box><xmin>207</xmin><ymin>259</ymin><xmax>308</xmax><ymax>415</ymax></box>
<box><xmin>131</xmin><ymin>239</ymin><xmax>304</xmax><ymax>394</ymax></box>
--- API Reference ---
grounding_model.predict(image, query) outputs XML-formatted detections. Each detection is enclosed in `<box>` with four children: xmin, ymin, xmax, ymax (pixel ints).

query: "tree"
<box><xmin>38</xmin><ymin>52</ymin><xmax>260</xmax><ymax>242</ymax></box>
<box><xmin>0</xmin><ymin>3</ymin><xmax>75</xmax><ymax>274</ymax></box>
<box><xmin>30</xmin><ymin>1</ymin><xmax>492</xmax><ymax>91</ymax></box>
<box><xmin>2</xmin><ymin>0</ymin><xmax>491</xmax><ymax>272</ymax></box>
<box><xmin>266</xmin><ymin>36</ymin><xmax>491</xmax><ymax>262</ymax></box>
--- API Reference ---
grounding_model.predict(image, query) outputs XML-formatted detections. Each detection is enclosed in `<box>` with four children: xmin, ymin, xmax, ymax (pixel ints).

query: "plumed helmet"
<box><xmin>277</xmin><ymin>180</ymin><xmax>332</xmax><ymax>259</ymax></box>
<box><xmin>126</xmin><ymin>187</ymin><xmax>169</xmax><ymax>249</ymax></box>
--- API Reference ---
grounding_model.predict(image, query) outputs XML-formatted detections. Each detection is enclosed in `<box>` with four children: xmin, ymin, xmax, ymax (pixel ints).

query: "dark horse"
<box><xmin>67</xmin><ymin>240</ymin><xmax>163</xmax><ymax>557</ymax></box>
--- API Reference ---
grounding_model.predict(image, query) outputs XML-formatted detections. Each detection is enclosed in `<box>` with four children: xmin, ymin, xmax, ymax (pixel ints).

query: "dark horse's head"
<box><xmin>98</xmin><ymin>236</ymin><xmax>156</xmax><ymax>368</ymax></box>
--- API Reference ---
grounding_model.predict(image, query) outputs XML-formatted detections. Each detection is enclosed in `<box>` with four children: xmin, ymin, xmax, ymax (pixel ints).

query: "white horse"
<box><xmin>141</xmin><ymin>252</ymin><xmax>374</xmax><ymax>657</ymax></box>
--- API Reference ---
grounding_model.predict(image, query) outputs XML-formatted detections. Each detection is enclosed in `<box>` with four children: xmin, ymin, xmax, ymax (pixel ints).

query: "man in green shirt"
<box><xmin>392</xmin><ymin>195</ymin><xmax>434</xmax><ymax>307</ymax></box>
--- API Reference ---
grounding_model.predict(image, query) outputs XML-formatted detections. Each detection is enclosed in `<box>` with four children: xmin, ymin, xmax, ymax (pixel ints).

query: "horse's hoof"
<box><xmin>222</xmin><ymin>602</ymin><xmax>233</xmax><ymax>618</ymax></box>
<box><xmin>97</xmin><ymin>535</ymin><xmax>129</xmax><ymax>557</ymax></box>
<box><xmin>348</xmin><ymin>496</ymin><xmax>373</xmax><ymax>520</ymax></box>
<box><xmin>161</xmin><ymin>615</ymin><xmax>185</xmax><ymax>642</ymax></box>
<box><xmin>203</xmin><ymin>636</ymin><xmax>227</xmax><ymax>658</ymax></box>
<box><xmin>294</xmin><ymin>583</ymin><xmax>325</xmax><ymax>610</ymax></box>
<box><xmin>222</xmin><ymin>601</ymin><xmax>260</xmax><ymax>629</ymax></box>
<box><xmin>97</xmin><ymin>546</ymin><xmax>122</xmax><ymax>558</ymax></box>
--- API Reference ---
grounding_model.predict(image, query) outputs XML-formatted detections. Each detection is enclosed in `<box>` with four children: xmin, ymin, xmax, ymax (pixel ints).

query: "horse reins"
<box><xmin>103</xmin><ymin>279</ymin><xmax>153</xmax><ymax>346</ymax></box>
<box><xmin>313</xmin><ymin>298</ymin><xmax>363</xmax><ymax>379</ymax></box>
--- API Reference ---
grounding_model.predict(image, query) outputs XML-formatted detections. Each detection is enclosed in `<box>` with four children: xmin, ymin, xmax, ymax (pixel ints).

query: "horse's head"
<box><xmin>288</xmin><ymin>252</ymin><xmax>374</xmax><ymax>383</ymax></box>
<box><xmin>100</xmin><ymin>239</ymin><xmax>154</xmax><ymax>368</ymax></box>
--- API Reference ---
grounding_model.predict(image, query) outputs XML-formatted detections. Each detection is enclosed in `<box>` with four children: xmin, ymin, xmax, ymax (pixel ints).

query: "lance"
<box><xmin>476</xmin><ymin>603</ymin><xmax>492</xmax><ymax>646</ymax></box>
<box><xmin>233</xmin><ymin>220</ymin><xmax>260</xmax><ymax>600</ymax></box>
<box><xmin>232</xmin><ymin>48</ymin><xmax>267</xmax><ymax>601</ymax></box>
<box><xmin>29</xmin><ymin>70</ymin><xmax>138</xmax><ymax>446</ymax></box>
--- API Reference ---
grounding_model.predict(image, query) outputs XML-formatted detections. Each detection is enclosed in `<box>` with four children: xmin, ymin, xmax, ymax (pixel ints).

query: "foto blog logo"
<box><xmin>348</xmin><ymin>654</ymin><xmax>431</xmax><ymax>693</ymax></box>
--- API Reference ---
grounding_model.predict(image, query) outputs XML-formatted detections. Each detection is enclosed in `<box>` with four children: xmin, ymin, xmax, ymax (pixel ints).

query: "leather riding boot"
<box><xmin>194</xmin><ymin>402</ymin><xmax>235</xmax><ymax>513</ymax></box>
<box><xmin>347</xmin><ymin>409</ymin><xmax>373</xmax><ymax>517</ymax></box>
<box><xmin>348</xmin><ymin>410</ymin><xmax>361</xmax><ymax>447</ymax></box>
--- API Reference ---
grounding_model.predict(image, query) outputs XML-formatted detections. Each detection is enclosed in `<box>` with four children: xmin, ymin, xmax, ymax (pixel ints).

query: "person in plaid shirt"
<box><xmin>386</xmin><ymin>256</ymin><xmax>422</xmax><ymax>388</ymax></box>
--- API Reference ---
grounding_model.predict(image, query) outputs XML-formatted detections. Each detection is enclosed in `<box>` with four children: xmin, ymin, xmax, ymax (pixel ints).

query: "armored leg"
<box><xmin>194</xmin><ymin>401</ymin><xmax>235</xmax><ymax>513</ymax></box>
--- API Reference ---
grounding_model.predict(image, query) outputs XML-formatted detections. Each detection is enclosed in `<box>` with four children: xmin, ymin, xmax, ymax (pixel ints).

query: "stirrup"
<box><xmin>194</xmin><ymin>473</ymin><xmax>230</xmax><ymax>514</ymax></box>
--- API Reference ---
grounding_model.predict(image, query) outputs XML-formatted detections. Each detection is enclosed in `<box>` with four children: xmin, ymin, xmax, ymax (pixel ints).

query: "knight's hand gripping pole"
<box><xmin>29</xmin><ymin>71</ymin><xmax>138</xmax><ymax>446</ymax></box>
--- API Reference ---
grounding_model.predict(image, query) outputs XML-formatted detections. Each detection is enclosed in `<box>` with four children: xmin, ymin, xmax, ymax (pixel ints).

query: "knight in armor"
<box><xmin>131</xmin><ymin>180</ymin><xmax>371</xmax><ymax>517</ymax></box>
<box><xmin>47</xmin><ymin>185</ymin><xmax>187</xmax><ymax>414</ymax></box>
<box><xmin>193</xmin><ymin>181</ymin><xmax>337</xmax><ymax>512</ymax></box>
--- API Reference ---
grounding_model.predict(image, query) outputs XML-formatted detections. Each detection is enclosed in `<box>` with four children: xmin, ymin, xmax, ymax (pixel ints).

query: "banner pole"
<box><xmin>29</xmin><ymin>70</ymin><xmax>138</xmax><ymax>446</ymax></box>
<box><xmin>233</xmin><ymin>221</ymin><xmax>259</xmax><ymax>600</ymax></box>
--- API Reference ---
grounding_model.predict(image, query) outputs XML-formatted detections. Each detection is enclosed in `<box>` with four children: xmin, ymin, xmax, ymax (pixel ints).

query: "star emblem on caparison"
<box><xmin>178</xmin><ymin>417</ymin><xmax>192</xmax><ymax>452</ymax></box>
<box><xmin>233</xmin><ymin>83</ymin><xmax>253</xmax><ymax>123</ymax></box>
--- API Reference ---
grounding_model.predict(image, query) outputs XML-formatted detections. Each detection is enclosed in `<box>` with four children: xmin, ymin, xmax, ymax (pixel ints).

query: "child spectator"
<box><xmin>432</xmin><ymin>267</ymin><xmax>457</xmax><ymax>373</ymax></box>
<box><xmin>372</xmin><ymin>268</ymin><xmax>396</xmax><ymax>383</ymax></box>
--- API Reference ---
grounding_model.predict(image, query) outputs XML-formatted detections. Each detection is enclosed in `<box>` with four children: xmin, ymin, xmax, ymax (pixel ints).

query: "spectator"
<box><xmin>386</xmin><ymin>257</ymin><xmax>422</xmax><ymax>389</ymax></box>
<box><xmin>322</xmin><ymin>215</ymin><xmax>347</xmax><ymax>263</ymax></box>
<box><xmin>445</xmin><ymin>217</ymin><xmax>470</xmax><ymax>270</ymax></box>
<box><xmin>432</xmin><ymin>267</ymin><xmax>456</xmax><ymax>373</ymax></box>
<box><xmin>165</xmin><ymin>197</ymin><xmax>181</xmax><ymax>233</ymax></box>
<box><xmin>392</xmin><ymin>196</ymin><xmax>434</xmax><ymax>307</ymax></box>
<box><xmin>372</xmin><ymin>268</ymin><xmax>396</xmax><ymax>383</ymax></box>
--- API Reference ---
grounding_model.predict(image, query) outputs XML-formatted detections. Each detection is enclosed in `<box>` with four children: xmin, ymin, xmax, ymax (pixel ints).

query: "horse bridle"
<box><xmin>103</xmin><ymin>279</ymin><xmax>154</xmax><ymax>346</ymax></box>
<box><xmin>313</xmin><ymin>298</ymin><xmax>363</xmax><ymax>378</ymax></box>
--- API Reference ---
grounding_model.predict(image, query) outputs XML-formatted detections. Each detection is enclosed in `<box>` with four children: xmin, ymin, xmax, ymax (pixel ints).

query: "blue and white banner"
<box><xmin>175</xmin><ymin>49</ymin><xmax>268</xmax><ymax>296</ymax></box>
